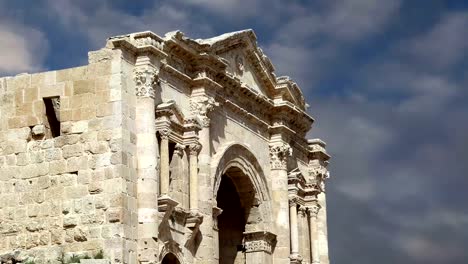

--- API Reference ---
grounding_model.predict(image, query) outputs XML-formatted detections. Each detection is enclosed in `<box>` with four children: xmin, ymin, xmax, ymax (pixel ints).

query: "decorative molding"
<box><xmin>269</xmin><ymin>143</ymin><xmax>292</xmax><ymax>170</ymax></box>
<box><xmin>133</xmin><ymin>67</ymin><xmax>159</xmax><ymax>98</ymax></box>
<box><xmin>243</xmin><ymin>231</ymin><xmax>277</xmax><ymax>254</ymax></box>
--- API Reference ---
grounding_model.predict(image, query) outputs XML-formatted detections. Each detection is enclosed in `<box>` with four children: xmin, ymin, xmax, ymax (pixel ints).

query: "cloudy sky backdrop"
<box><xmin>1</xmin><ymin>1</ymin><xmax>467</xmax><ymax>263</ymax></box>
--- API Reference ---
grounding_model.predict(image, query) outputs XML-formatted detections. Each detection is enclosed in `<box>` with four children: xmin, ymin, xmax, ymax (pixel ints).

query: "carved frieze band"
<box><xmin>269</xmin><ymin>143</ymin><xmax>292</xmax><ymax>170</ymax></box>
<box><xmin>134</xmin><ymin>67</ymin><xmax>159</xmax><ymax>98</ymax></box>
<box><xmin>190</xmin><ymin>96</ymin><xmax>218</xmax><ymax>127</ymax></box>
<box><xmin>243</xmin><ymin>231</ymin><xmax>277</xmax><ymax>254</ymax></box>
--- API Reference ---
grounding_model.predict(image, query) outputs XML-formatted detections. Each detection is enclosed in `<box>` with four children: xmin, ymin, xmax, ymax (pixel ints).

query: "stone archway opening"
<box><xmin>217</xmin><ymin>166</ymin><xmax>256</xmax><ymax>264</ymax></box>
<box><xmin>161</xmin><ymin>252</ymin><xmax>180</xmax><ymax>264</ymax></box>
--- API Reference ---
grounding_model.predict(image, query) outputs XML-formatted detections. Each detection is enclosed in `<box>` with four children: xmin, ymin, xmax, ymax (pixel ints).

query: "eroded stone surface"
<box><xmin>0</xmin><ymin>29</ymin><xmax>331</xmax><ymax>264</ymax></box>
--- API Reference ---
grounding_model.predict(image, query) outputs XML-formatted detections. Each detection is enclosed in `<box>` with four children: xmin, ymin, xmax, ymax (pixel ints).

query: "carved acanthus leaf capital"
<box><xmin>269</xmin><ymin>143</ymin><xmax>292</xmax><ymax>170</ymax></box>
<box><xmin>308</xmin><ymin>165</ymin><xmax>330</xmax><ymax>193</ymax></box>
<box><xmin>188</xmin><ymin>142</ymin><xmax>202</xmax><ymax>156</ymax></box>
<box><xmin>190</xmin><ymin>96</ymin><xmax>219</xmax><ymax>127</ymax></box>
<box><xmin>243</xmin><ymin>231</ymin><xmax>277</xmax><ymax>254</ymax></box>
<box><xmin>307</xmin><ymin>201</ymin><xmax>321</xmax><ymax>218</ymax></box>
<box><xmin>159</xmin><ymin>128</ymin><xmax>170</xmax><ymax>140</ymax></box>
<box><xmin>289</xmin><ymin>197</ymin><xmax>300</xmax><ymax>208</ymax></box>
<box><xmin>134</xmin><ymin>67</ymin><xmax>159</xmax><ymax>98</ymax></box>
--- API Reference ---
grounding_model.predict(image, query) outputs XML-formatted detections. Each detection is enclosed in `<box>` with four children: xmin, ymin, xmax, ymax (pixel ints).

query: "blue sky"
<box><xmin>1</xmin><ymin>1</ymin><xmax>467</xmax><ymax>263</ymax></box>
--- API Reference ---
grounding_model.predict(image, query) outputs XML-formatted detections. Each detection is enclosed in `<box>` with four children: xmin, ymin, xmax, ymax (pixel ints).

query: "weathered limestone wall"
<box><xmin>0</xmin><ymin>50</ymin><xmax>128</xmax><ymax>262</ymax></box>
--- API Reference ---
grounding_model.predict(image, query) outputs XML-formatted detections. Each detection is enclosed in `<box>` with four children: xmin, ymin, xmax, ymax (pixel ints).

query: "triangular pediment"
<box><xmin>194</xmin><ymin>30</ymin><xmax>277</xmax><ymax>99</ymax></box>
<box><xmin>195</xmin><ymin>30</ymin><xmax>307</xmax><ymax>110</ymax></box>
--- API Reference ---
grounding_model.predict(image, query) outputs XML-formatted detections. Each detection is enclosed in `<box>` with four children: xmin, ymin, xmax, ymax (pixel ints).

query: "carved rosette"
<box><xmin>190</xmin><ymin>96</ymin><xmax>218</xmax><ymax>127</ymax></box>
<box><xmin>188</xmin><ymin>142</ymin><xmax>202</xmax><ymax>156</ymax></box>
<box><xmin>269</xmin><ymin>143</ymin><xmax>292</xmax><ymax>170</ymax></box>
<box><xmin>243</xmin><ymin>231</ymin><xmax>277</xmax><ymax>254</ymax></box>
<box><xmin>134</xmin><ymin>67</ymin><xmax>159</xmax><ymax>98</ymax></box>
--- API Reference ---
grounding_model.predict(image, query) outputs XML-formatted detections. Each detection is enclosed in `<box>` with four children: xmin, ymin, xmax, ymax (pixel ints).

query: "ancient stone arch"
<box><xmin>212</xmin><ymin>142</ymin><xmax>272</xmax><ymax>225</ymax></box>
<box><xmin>158</xmin><ymin>241</ymin><xmax>185</xmax><ymax>264</ymax></box>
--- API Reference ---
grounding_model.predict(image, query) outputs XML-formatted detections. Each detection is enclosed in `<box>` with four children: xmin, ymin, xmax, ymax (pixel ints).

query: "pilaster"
<box><xmin>134</xmin><ymin>62</ymin><xmax>160</xmax><ymax>263</ymax></box>
<box><xmin>269</xmin><ymin>142</ymin><xmax>292</xmax><ymax>264</ymax></box>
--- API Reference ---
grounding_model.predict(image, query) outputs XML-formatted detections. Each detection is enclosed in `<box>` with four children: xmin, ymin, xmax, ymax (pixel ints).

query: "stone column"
<box><xmin>289</xmin><ymin>199</ymin><xmax>301</xmax><ymax>263</ymax></box>
<box><xmin>134</xmin><ymin>65</ymin><xmax>159</xmax><ymax>263</ymax></box>
<box><xmin>244</xmin><ymin>231</ymin><xmax>277</xmax><ymax>264</ymax></box>
<box><xmin>307</xmin><ymin>200</ymin><xmax>321</xmax><ymax>264</ymax></box>
<box><xmin>269</xmin><ymin>143</ymin><xmax>292</xmax><ymax>264</ymax></box>
<box><xmin>190</xmin><ymin>96</ymin><xmax>217</xmax><ymax>262</ymax></box>
<box><xmin>159</xmin><ymin>129</ymin><xmax>170</xmax><ymax>196</ymax></box>
<box><xmin>189</xmin><ymin>142</ymin><xmax>202</xmax><ymax>213</ymax></box>
<box><xmin>299</xmin><ymin>206</ymin><xmax>311</xmax><ymax>264</ymax></box>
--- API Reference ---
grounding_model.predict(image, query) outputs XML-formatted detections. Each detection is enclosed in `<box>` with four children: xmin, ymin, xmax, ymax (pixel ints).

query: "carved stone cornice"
<box><xmin>243</xmin><ymin>231</ymin><xmax>277</xmax><ymax>254</ymax></box>
<box><xmin>190</xmin><ymin>96</ymin><xmax>219</xmax><ymax>127</ymax></box>
<box><xmin>188</xmin><ymin>142</ymin><xmax>202</xmax><ymax>156</ymax></box>
<box><xmin>308</xmin><ymin>138</ymin><xmax>331</xmax><ymax>161</ymax></box>
<box><xmin>269</xmin><ymin>143</ymin><xmax>292</xmax><ymax>170</ymax></box>
<box><xmin>134</xmin><ymin>67</ymin><xmax>159</xmax><ymax>98</ymax></box>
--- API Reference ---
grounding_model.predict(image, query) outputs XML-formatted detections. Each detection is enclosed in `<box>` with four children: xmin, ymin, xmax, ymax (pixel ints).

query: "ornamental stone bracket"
<box><xmin>158</xmin><ymin>195</ymin><xmax>179</xmax><ymax>221</ymax></box>
<box><xmin>243</xmin><ymin>231</ymin><xmax>277</xmax><ymax>254</ymax></box>
<box><xmin>184</xmin><ymin>212</ymin><xmax>204</xmax><ymax>248</ymax></box>
<box><xmin>269</xmin><ymin>143</ymin><xmax>292</xmax><ymax>170</ymax></box>
<box><xmin>190</xmin><ymin>96</ymin><xmax>219</xmax><ymax>127</ymax></box>
<box><xmin>212</xmin><ymin>206</ymin><xmax>223</xmax><ymax>231</ymax></box>
<box><xmin>134</xmin><ymin>67</ymin><xmax>159</xmax><ymax>98</ymax></box>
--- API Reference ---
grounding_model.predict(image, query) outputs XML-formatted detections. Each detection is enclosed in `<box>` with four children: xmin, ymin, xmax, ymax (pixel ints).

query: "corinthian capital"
<box><xmin>307</xmin><ymin>200</ymin><xmax>321</xmax><ymax>218</ymax></box>
<box><xmin>188</xmin><ymin>142</ymin><xmax>202</xmax><ymax>156</ymax></box>
<box><xmin>134</xmin><ymin>67</ymin><xmax>159</xmax><ymax>98</ymax></box>
<box><xmin>190</xmin><ymin>96</ymin><xmax>218</xmax><ymax>127</ymax></box>
<box><xmin>308</xmin><ymin>165</ymin><xmax>330</xmax><ymax>192</ymax></box>
<box><xmin>269</xmin><ymin>143</ymin><xmax>292</xmax><ymax>170</ymax></box>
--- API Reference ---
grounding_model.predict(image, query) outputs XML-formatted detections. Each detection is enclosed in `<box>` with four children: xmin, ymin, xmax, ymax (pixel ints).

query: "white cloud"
<box><xmin>0</xmin><ymin>21</ymin><xmax>48</xmax><ymax>75</ymax></box>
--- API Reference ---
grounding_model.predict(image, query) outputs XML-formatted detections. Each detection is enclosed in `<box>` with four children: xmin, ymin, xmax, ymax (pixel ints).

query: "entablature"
<box><xmin>107</xmin><ymin>30</ymin><xmax>315</xmax><ymax>140</ymax></box>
